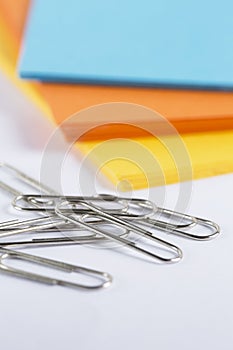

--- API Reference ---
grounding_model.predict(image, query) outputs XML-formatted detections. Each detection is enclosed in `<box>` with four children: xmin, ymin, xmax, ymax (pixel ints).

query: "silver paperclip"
<box><xmin>0</xmin><ymin>163</ymin><xmax>220</xmax><ymax>263</ymax></box>
<box><xmin>55</xmin><ymin>200</ymin><xmax>183</xmax><ymax>263</ymax></box>
<box><xmin>13</xmin><ymin>194</ymin><xmax>152</xmax><ymax>218</ymax></box>
<box><xmin>13</xmin><ymin>194</ymin><xmax>220</xmax><ymax>241</ymax></box>
<box><xmin>0</xmin><ymin>163</ymin><xmax>130</xmax><ymax>237</ymax></box>
<box><xmin>13</xmin><ymin>193</ymin><xmax>197</xmax><ymax>228</ymax></box>
<box><xmin>0</xmin><ymin>247</ymin><xmax>112</xmax><ymax>290</ymax></box>
<box><xmin>0</xmin><ymin>164</ymin><xmax>114</xmax><ymax>289</ymax></box>
<box><xmin>0</xmin><ymin>162</ymin><xmax>198</xmax><ymax>231</ymax></box>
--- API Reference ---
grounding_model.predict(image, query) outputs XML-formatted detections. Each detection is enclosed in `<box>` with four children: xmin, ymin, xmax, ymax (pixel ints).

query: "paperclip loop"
<box><xmin>0</xmin><ymin>247</ymin><xmax>112</xmax><ymax>290</ymax></box>
<box><xmin>128</xmin><ymin>207</ymin><xmax>220</xmax><ymax>240</ymax></box>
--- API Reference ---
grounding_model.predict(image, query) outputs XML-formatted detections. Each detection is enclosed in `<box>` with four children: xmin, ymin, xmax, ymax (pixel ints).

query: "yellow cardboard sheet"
<box><xmin>77</xmin><ymin>131</ymin><xmax>233</xmax><ymax>190</ymax></box>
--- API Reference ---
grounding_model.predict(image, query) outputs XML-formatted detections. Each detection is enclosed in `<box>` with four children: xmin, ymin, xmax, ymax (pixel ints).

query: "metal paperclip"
<box><xmin>0</xmin><ymin>163</ymin><xmax>131</xmax><ymax>215</ymax></box>
<box><xmin>55</xmin><ymin>200</ymin><xmax>183</xmax><ymax>263</ymax></box>
<box><xmin>13</xmin><ymin>194</ymin><xmax>197</xmax><ymax>228</ymax></box>
<box><xmin>0</xmin><ymin>163</ymin><xmax>220</xmax><ymax>263</ymax></box>
<box><xmin>0</xmin><ymin>247</ymin><xmax>112</xmax><ymax>290</ymax></box>
<box><xmin>13</xmin><ymin>194</ymin><xmax>155</xmax><ymax>218</ymax></box>
<box><xmin>0</xmin><ymin>163</ymin><xmax>132</xmax><ymax>238</ymax></box>
<box><xmin>0</xmin><ymin>163</ymin><xmax>198</xmax><ymax>230</ymax></box>
<box><xmin>12</xmin><ymin>194</ymin><xmax>219</xmax><ymax>241</ymax></box>
<box><xmin>0</xmin><ymin>164</ymin><xmax>114</xmax><ymax>289</ymax></box>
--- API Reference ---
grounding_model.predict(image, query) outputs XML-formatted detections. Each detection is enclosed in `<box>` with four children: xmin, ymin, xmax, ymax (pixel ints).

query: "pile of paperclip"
<box><xmin>0</xmin><ymin>163</ymin><xmax>220</xmax><ymax>291</ymax></box>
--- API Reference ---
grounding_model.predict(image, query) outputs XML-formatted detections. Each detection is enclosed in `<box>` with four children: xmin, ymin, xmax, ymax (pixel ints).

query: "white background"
<box><xmin>0</xmin><ymin>71</ymin><xmax>233</xmax><ymax>350</ymax></box>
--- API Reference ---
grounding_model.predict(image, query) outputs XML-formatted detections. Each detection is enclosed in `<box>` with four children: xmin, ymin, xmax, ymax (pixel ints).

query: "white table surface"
<box><xmin>0</xmin><ymin>71</ymin><xmax>233</xmax><ymax>350</ymax></box>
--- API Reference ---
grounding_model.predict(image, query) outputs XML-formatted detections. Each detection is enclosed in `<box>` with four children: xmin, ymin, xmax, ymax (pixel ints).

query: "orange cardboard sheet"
<box><xmin>1</xmin><ymin>0</ymin><xmax>233</xmax><ymax>141</ymax></box>
<box><xmin>40</xmin><ymin>84</ymin><xmax>233</xmax><ymax>141</ymax></box>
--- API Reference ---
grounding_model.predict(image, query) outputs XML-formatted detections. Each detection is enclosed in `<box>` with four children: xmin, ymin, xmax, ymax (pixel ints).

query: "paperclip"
<box><xmin>13</xmin><ymin>194</ymin><xmax>197</xmax><ymax>229</ymax></box>
<box><xmin>0</xmin><ymin>164</ymin><xmax>131</xmax><ymax>239</ymax></box>
<box><xmin>55</xmin><ymin>200</ymin><xmax>183</xmax><ymax>263</ymax></box>
<box><xmin>0</xmin><ymin>163</ymin><xmax>197</xmax><ymax>231</ymax></box>
<box><xmin>0</xmin><ymin>164</ymin><xmax>114</xmax><ymax>290</ymax></box>
<box><xmin>0</xmin><ymin>163</ymin><xmax>220</xmax><ymax>256</ymax></box>
<box><xmin>13</xmin><ymin>194</ymin><xmax>219</xmax><ymax>240</ymax></box>
<box><xmin>0</xmin><ymin>197</ymin><xmax>114</xmax><ymax>290</ymax></box>
<box><xmin>0</xmin><ymin>247</ymin><xmax>112</xmax><ymax>290</ymax></box>
<box><xmin>0</xmin><ymin>163</ymin><xmax>130</xmax><ymax>215</ymax></box>
<box><xmin>0</xmin><ymin>163</ymin><xmax>139</xmax><ymax>228</ymax></box>
<box><xmin>13</xmin><ymin>194</ymin><xmax>147</xmax><ymax>217</ymax></box>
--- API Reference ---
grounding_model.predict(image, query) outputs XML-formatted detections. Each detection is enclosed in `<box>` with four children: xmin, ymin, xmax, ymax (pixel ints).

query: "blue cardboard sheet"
<box><xmin>19</xmin><ymin>0</ymin><xmax>233</xmax><ymax>89</ymax></box>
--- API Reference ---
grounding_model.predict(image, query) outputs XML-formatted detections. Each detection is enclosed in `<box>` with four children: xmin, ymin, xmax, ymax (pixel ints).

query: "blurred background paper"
<box><xmin>0</xmin><ymin>8</ymin><xmax>52</xmax><ymax>121</ymax></box>
<box><xmin>0</xmin><ymin>0</ymin><xmax>232</xmax><ymax>190</ymax></box>
<box><xmin>0</xmin><ymin>0</ymin><xmax>29</xmax><ymax>42</ymax></box>
<box><xmin>2</xmin><ymin>0</ymin><xmax>233</xmax><ymax>138</ymax></box>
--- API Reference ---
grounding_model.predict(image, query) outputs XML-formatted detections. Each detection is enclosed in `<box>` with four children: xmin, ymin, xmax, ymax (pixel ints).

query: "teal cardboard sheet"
<box><xmin>19</xmin><ymin>0</ymin><xmax>233</xmax><ymax>89</ymax></box>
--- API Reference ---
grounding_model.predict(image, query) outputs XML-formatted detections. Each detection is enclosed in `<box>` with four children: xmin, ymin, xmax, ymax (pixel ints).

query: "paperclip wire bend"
<box><xmin>56</xmin><ymin>200</ymin><xmax>183</xmax><ymax>263</ymax></box>
<box><xmin>136</xmin><ymin>209</ymin><xmax>220</xmax><ymax>240</ymax></box>
<box><xmin>0</xmin><ymin>247</ymin><xmax>112</xmax><ymax>290</ymax></box>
